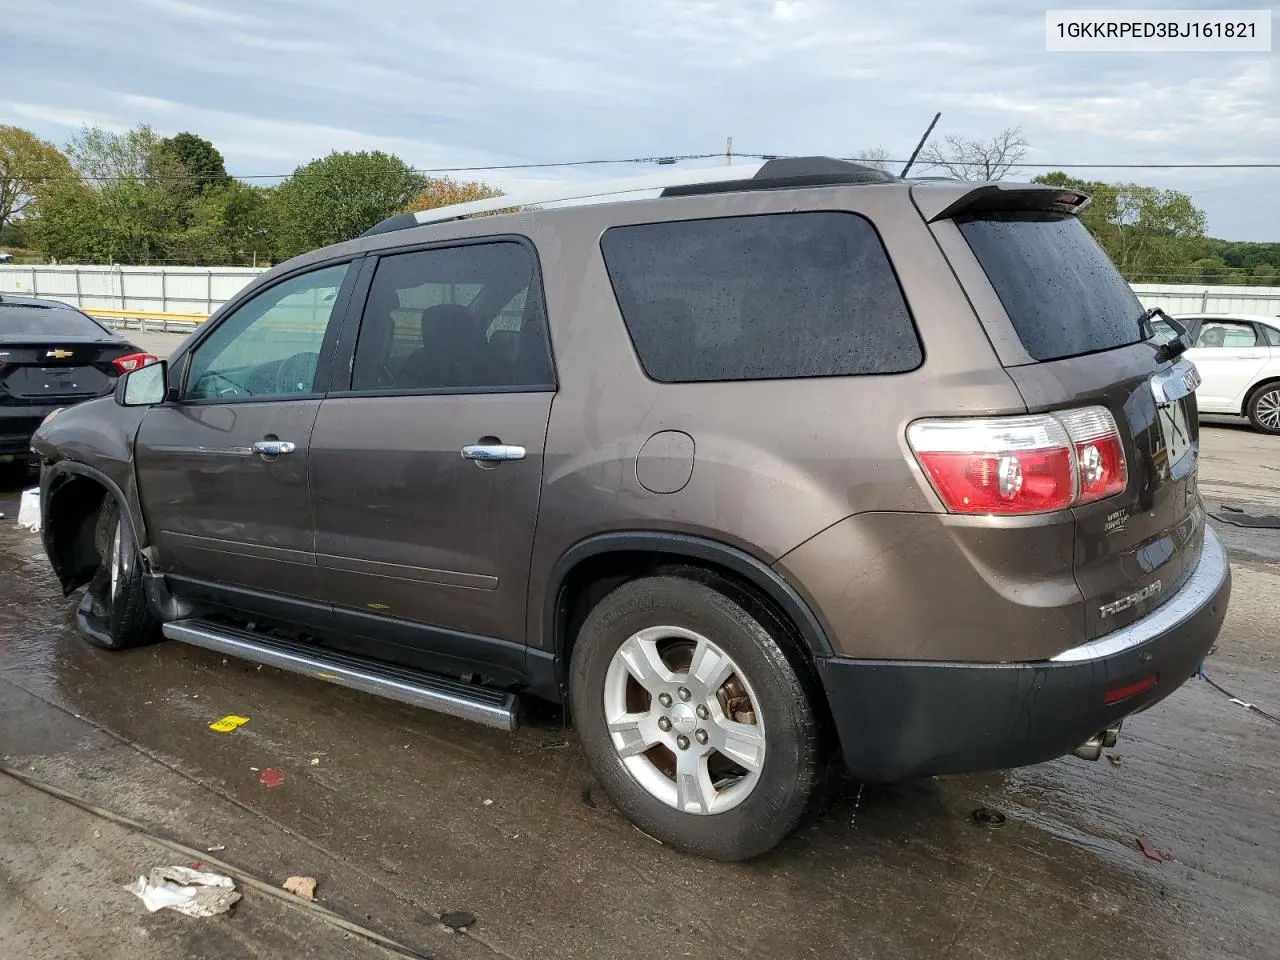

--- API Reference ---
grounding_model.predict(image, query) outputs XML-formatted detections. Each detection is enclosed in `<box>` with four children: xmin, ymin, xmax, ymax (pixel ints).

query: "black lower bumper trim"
<box><xmin>819</xmin><ymin>537</ymin><xmax>1231</xmax><ymax>782</ymax></box>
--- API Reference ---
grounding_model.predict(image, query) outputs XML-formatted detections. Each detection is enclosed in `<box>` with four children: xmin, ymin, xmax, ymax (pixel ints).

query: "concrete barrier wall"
<box><xmin>3</xmin><ymin>265</ymin><xmax>1277</xmax><ymax>323</ymax></box>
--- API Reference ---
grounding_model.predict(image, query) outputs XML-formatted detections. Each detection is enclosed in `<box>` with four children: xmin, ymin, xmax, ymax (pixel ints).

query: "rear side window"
<box><xmin>958</xmin><ymin>212</ymin><xmax>1142</xmax><ymax>362</ymax></box>
<box><xmin>599</xmin><ymin>212</ymin><xmax>921</xmax><ymax>382</ymax></box>
<box><xmin>1194</xmin><ymin>320</ymin><xmax>1258</xmax><ymax>348</ymax></box>
<box><xmin>0</xmin><ymin>304</ymin><xmax>112</xmax><ymax>338</ymax></box>
<box><xmin>351</xmin><ymin>241</ymin><xmax>554</xmax><ymax>393</ymax></box>
<box><xmin>1264</xmin><ymin>324</ymin><xmax>1280</xmax><ymax>347</ymax></box>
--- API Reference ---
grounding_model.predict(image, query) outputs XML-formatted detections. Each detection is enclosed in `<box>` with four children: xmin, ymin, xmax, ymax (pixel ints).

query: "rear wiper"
<box><xmin>1138</xmin><ymin>306</ymin><xmax>1189</xmax><ymax>364</ymax></box>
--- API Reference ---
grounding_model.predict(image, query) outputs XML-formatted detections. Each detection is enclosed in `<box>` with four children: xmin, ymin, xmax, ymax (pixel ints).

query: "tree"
<box><xmin>66</xmin><ymin>124</ymin><xmax>159</xmax><ymax>183</ymax></box>
<box><xmin>27</xmin><ymin>125</ymin><xmax>180</xmax><ymax>263</ymax></box>
<box><xmin>157</xmin><ymin>133</ymin><xmax>228</xmax><ymax>189</ymax></box>
<box><xmin>272</xmin><ymin>151</ymin><xmax>427</xmax><ymax>257</ymax></box>
<box><xmin>163</xmin><ymin>180</ymin><xmax>272</xmax><ymax>265</ymax></box>
<box><xmin>150</xmin><ymin>132</ymin><xmax>230</xmax><ymax>211</ymax></box>
<box><xmin>1033</xmin><ymin>172</ymin><xmax>1206</xmax><ymax>282</ymax></box>
<box><xmin>851</xmin><ymin>147</ymin><xmax>891</xmax><ymax>172</ymax></box>
<box><xmin>0</xmin><ymin>126</ymin><xmax>72</xmax><ymax>232</ymax></box>
<box><xmin>921</xmin><ymin>127</ymin><xmax>1028</xmax><ymax>180</ymax></box>
<box><xmin>403</xmin><ymin>176</ymin><xmax>501</xmax><ymax>213</ymax></box>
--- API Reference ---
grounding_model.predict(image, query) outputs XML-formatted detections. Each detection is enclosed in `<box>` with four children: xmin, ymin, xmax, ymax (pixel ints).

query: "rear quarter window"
<box><xmin>599</xmin><ymin>211</ymin><xmax>921</xmax><ymax>382</ymax></box>
<box><xmin>958</xmin><ymin>212</ymin><xmax>1143</xmax><ymax>362</ymax></box>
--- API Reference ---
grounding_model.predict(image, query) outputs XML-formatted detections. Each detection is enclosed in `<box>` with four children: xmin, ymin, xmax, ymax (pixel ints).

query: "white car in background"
<box><xmin>1155</xmin><ymin>313</ymin><xmax>1280</xmax><ymax>435</ymax></box>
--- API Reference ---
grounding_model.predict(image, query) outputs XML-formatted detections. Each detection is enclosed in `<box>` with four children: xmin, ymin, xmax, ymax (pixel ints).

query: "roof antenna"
<box><xmin>899</xmin><ymin>112</ymin><xmax>941</xmax><ymax>178</ymax></box>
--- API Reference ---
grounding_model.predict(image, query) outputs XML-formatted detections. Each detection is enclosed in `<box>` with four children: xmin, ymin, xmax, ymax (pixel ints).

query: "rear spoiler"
<box><xmin>911</xmin><ymin>181</ymin><xmax>1090</xmax><ymax>223</ymax></box>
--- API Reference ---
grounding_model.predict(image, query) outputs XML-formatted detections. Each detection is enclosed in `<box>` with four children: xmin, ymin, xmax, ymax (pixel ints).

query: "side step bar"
<box><xmin>162</xmin><ymin>619</ymin><xmax>520</xmax><ymax>731</ymax></box>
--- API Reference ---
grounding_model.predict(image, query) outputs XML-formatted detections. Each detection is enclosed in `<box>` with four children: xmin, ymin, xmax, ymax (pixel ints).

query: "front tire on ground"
<box><xmin>1246</xmin><ymin>383</ymin><xmax>1280</xmax><ymax>435</ymax></box>
<box><xmin>78</xmin><ymin>497</ymin><xmax>160</xmax><ymax>650</ymax></box>
<box><xmin>570</xmin><ymin>575</ymin><xmax>820</xmax><ymax>861</ymax></box>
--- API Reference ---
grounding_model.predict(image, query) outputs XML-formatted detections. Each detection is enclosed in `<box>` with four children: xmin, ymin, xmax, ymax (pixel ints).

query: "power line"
<box><xmin>17</xmin><ymin>152</ymin><xmax>1280</xmax><ymax>184</ymax></box>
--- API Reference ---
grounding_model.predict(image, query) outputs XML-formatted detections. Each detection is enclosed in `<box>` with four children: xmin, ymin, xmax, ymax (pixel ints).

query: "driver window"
<box><xmin>186</xmin><ymin>263</ymin><xmax>350</xmax><ymax>401</ymax></box>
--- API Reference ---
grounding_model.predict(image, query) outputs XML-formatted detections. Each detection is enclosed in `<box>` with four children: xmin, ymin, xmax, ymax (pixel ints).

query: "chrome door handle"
<box><xmin>462</xmin><ymin>443</ymin><xmax>526</xmax><ymax>462</ymax></box>
<box><xmin>253</xmin><ymin>440</ymin><xmax>296</xmax><ymax>456</ymax></box>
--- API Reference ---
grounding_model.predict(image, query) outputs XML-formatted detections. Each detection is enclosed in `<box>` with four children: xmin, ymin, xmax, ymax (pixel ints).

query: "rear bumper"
<box><xmin>819</xmin><ymin>525</ymin><xmax>1231</xmax><ymax>781</ymax></box>
<box><xmin>0</xmin><ymin>404</ymin><xmax>60</xmax><ymax>454</ymax></box>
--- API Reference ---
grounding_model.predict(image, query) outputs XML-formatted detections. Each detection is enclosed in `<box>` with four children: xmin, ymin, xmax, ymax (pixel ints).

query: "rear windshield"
<box><xmin>958</xmin><ymin>212</ymin><xmax>1142</xmax><ymax>362</ymax></box>
<box><xmin>0</xmin><ymin>304</ymin><xmax>112</xmax><ymax>338</ymax></box>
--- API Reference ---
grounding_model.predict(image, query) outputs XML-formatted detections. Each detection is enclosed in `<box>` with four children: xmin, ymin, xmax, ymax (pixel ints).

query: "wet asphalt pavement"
<box><xmin>1</xmin><ymin>421</ymin><xmax>1278</xmax><ymax>960</ymax></box>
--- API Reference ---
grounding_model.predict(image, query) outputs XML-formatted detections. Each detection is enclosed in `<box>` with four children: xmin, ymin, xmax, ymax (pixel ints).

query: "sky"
<box><xmin>1</xmin><ymin>0</ymin><xmax>1277</xmax><ymax>240</ymax></box>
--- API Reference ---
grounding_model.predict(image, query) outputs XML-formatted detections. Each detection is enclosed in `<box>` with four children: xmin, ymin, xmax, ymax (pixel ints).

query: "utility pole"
<box><xmin>725</xmin><ymin>136</ymin><xmax>733</xmax><ymax>166</ymax></box>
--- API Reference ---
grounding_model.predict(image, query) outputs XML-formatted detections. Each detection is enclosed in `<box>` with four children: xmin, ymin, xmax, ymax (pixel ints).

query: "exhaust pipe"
<box><xmin>1074</xmin><ymin>723</ymin><xmax>1122</xmax><ymax>761</ymax></box>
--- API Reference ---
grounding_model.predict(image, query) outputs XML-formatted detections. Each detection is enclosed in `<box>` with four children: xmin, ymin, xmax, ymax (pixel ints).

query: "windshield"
<box><xmin>0</xmin><ymin>304</ymin><xmax>114</xmax><ymax>338</ymax></box>
<box><xmin>958</xmin><ymin>212</ymin><xmax>1143</xmax><ymax>362</ymax></box>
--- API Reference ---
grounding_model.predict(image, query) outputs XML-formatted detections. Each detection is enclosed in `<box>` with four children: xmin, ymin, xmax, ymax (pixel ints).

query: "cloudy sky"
<box><xmin>1</xmin><ymin>0</ymin><xmax>1276</xmax><ymax>240</ymax></box>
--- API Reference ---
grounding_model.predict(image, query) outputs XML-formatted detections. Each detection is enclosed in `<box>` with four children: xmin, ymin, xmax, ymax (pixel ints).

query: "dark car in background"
<box><xmin>0</xmin><ymin>294</ymin><xmax>157</xmax><ymax>467</ymax></box>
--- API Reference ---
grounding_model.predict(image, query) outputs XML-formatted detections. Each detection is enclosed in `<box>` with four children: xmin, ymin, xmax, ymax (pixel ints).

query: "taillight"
<box><xmin>1056</xmin><ymin>407</ymin><xmax>1127</xmax><ymax>504</ymax></box>
<box><xmin>907</xmin><ymin>406</ymin><xmax>1127</xmax><ymax>516</ymax></box>
<box><xmin>111</xmin><ymin>352</ymin><xmax>159</xmax><ymax>375</ymax></box>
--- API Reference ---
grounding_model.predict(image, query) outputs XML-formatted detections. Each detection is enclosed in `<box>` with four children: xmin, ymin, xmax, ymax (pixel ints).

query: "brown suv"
<box><xmin>32</xmin><ymin>158</ymin><xmax>1230</xmax><ymax>860</ymax></box>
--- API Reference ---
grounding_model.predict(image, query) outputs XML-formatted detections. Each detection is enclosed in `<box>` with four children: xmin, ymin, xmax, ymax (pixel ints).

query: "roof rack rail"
<box><xmin>362</xmin><ymin>157</ymin><xmax>896</xmax><ymax>238</ymax></box>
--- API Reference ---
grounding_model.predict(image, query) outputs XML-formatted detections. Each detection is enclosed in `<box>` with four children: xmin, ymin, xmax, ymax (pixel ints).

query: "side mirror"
<box><xmin>117</xmin><ymin>360</ymin><xmax>170</xmax><ymax>407</ymax></box>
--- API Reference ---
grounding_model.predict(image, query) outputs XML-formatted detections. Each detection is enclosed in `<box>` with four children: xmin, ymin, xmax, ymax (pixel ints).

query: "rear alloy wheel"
<box><xmin>603</xmin><ymin>625</ymin><xmax>766</xmax><ymax>815</ymax></box>
<box><xmin>78</xmin><ymin>497</ymin><xmax>160</xmax><ymax>650</ymax></box>
<box><xmin>1247</xmin><ymin>384</ymin><xmax>1280</xmax><ymax>435</ymax></box>
<box><xmin>571</xmin><ymin>576</ymin><xmax>819</xmax><ymax>860</ymax></box>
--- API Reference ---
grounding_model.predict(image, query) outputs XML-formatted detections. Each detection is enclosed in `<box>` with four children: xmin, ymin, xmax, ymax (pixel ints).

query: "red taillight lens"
<box><xmin>908</xmin><ymin>406</ymin><xmax>1127</xmax><ymax>516</ymax></box>
<box><xmin>111</xmin><ymin>352</ymin><xmax>159</xmax><ymax>375</ymax></box>
<box><xmin>1057</xmin><ymin>407</ymin><xmax>1127</xmax><ymax>503</ymax></box>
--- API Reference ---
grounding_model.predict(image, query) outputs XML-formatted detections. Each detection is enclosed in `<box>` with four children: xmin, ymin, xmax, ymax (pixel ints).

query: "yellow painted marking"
<box><xmin>316</xmin><ymin>673</ymin><xmax>340</xmax><ymax>680</ymax></box>
<box><xmin>85</xmin><ymin>307</ymin><xmax>208</xmax><ymax>322</ymax></box>
<box><xmin>366</xmin><ymin>602</ymin><xmax>391</xmax><ymax>611</ymax></box>
<box><xmin>209</xmin><ymin>715</ymin><xmax>250</xmax><ymax>733</ymax></box>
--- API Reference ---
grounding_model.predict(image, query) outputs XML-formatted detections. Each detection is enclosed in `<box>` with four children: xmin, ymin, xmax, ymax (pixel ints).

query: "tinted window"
<box><xmin>958</xmin><ymin>213</ymin><xmax>1143</xmax><ymax>362</ymax></box>
<box><xmin>186</xmin><ymin>263</ymin><xmax>349</xmax><ymax>400</ymax></box>
<box><xmin>599</xmin><ymin>212</ymin><xmax>920</xmax><ymax>382</ymax></box>
<box><xmin>1195</xmin><ymin>320</ymin><xmax>1258</xmax><ymax>349</ymax></box>
<box><xmin>0</xmin><ymin>304</ymin><xmax>113</xmax><ymax>338</ymax></box>
<box><xmin>352</xmin><ymin>242</ymin><xmax>554</xmax><ymax>392</ymax></box>
<box><xmin>1263</xmin><ymin>324</ymin><xmax>1280</xmax><ymax>347</ymax></box>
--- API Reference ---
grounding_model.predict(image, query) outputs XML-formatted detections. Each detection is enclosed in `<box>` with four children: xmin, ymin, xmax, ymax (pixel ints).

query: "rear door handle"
<box><xmin>253</xmin><ymin>440</ymin><xmax>296</xmax><ymax>456</ymax></box>
<box><xmin>462</xmin><ymin>443</ymin><xmax>526</xmax><ymax>462</ymax></box>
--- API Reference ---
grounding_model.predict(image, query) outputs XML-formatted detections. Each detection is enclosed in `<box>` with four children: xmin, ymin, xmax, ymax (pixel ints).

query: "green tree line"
<box><xmin>2</xmin><ymin>123</ymin><xmax>1277</xmax><ymax>285</ymax></box>
<box><xmin>0</xmin><ymin>123</ymin><xmax>498</xmax><ymax>266</ymax></box>
<box><xmin>1033</xmin><ymin>172</ymin><xmax>1279</xmax><ymax>286</ymax></box>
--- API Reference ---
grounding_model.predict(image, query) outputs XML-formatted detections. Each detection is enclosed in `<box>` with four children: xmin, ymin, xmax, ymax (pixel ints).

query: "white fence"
<box><xmin>2</xmin><ymin>264</ymin><xmax>1278</xmax><ymax>324</ymax></box>
<box><xmin>0</xmin><ymin>264</ymin><xmax>265</xmax><ymax>316</ymax></box>
<box><xmin>1130</xmin><ymin>283</ymin><xmax>1279</xmax><ymax>317</ymax></box>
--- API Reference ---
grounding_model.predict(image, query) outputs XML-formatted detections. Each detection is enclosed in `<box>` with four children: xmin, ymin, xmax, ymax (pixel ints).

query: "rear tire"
<box><xmin>79</xmin><ymin>498</ymin><xmax>160</xmax><ymax>650</ymax></box>
<box><xmin>570</xmin><ymin>575</ymin><xmax>820</xmax><ymax>861</ymax></box>
<box><xmin>1246</xmin><ymin>383</ymin><xmax>1280</xmax><ymax>435</ymax></box>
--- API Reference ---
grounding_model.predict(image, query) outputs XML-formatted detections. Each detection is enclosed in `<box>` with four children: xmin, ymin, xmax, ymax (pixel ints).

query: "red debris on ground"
<box><xmin>1136</xmin><ymin>837</ymin><xmax>1170</xmax><ymax>862</ymax></box>
<box><xmin>259</xmin><ymin>768</ymin><xmax>285</xmax><ymax>788</ymax></box>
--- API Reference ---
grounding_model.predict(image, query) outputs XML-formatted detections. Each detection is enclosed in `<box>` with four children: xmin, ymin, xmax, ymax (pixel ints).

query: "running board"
<box><xmin>162</xmin><ymin>619</ymin><xmax>520</xmax><ymax>731</ymax></box>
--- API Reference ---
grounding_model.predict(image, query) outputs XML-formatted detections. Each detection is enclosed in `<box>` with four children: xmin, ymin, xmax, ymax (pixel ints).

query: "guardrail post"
<box><xmin>207</xmin><ymin>269</ymin><xmax>214</xmax><ymax>315</ymax></box>
<box><xmin>1201</xmin><ymin>288</ymin><xmax>1209</xmax><ymax>311</ymax></box>
<box><xmin>73</xmin><ymin>266</ymin><xmax>82</xmax><ymax>307</ymax></box>
<box><xmin>161</xmin><ymin>270</ymin><xmax>168</xmax><ymax>314</ymax></box>
<box><xmin>30</xmin><ymin>266</ymin><xmax>38</xmax><ymax>297</ymax></box>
